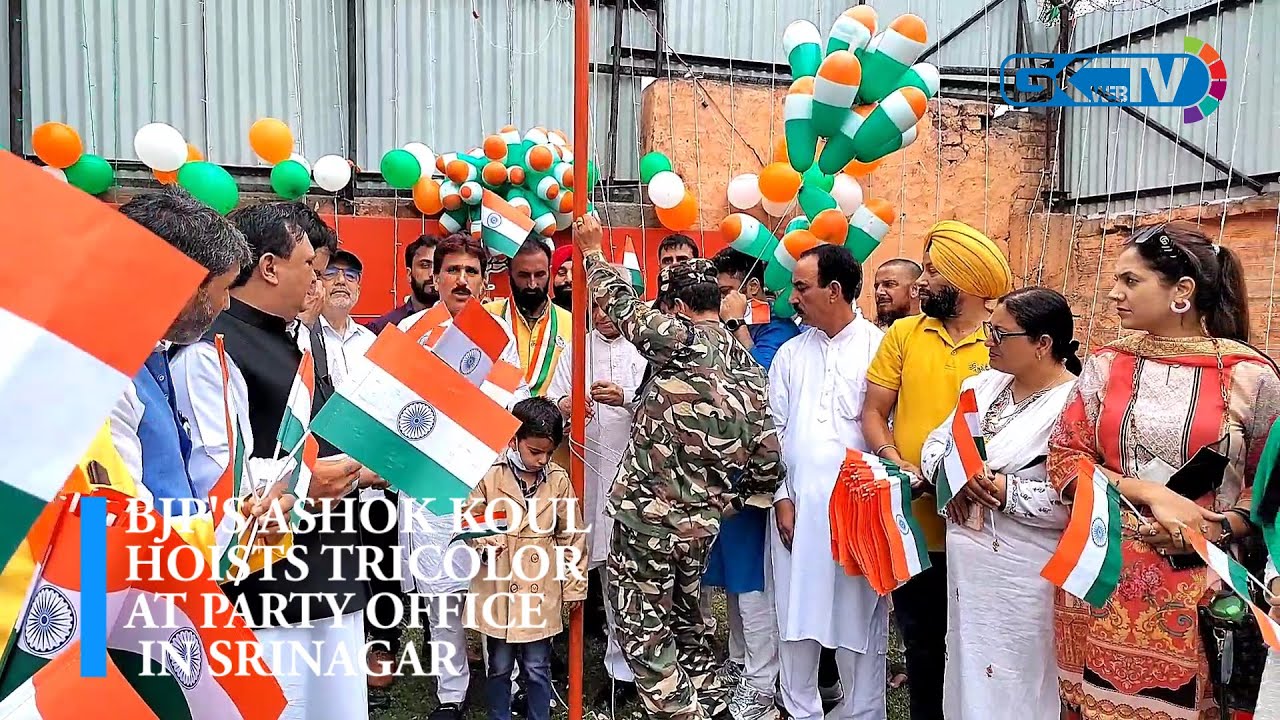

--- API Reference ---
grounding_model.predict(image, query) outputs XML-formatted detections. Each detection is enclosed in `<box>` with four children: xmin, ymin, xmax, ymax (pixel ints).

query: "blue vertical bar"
<box><xmin>79</xmin><ymin>495</ymin><xmax>107</xmax><ymax>678</ymax></box>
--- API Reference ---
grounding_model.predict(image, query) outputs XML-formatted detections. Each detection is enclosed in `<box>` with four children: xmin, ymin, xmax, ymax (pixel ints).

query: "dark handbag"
<box><xmin>1198</xmin><ymin>533</ymin><xmax>1271</xmax><ymax>715</ymax></box>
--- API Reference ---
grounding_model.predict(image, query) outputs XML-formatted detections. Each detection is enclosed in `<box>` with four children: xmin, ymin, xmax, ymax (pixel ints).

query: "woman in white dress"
<box><xmin>919</xmin><ymin>287</ymin><xmax>1080</xmax><ymax>720</ymax></box>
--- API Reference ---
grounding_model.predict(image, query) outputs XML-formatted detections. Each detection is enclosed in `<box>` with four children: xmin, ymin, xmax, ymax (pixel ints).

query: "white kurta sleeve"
<box><xmin>767</xmin><ymin>341</ymin><xmax>793</xmax><ymax>503</ymax></box>
<box><xmin>920</xmin><ymin>407</ymin><xmax>958</xmax><ymax>483</ymax></box>
<box><xmin>546</xmin><ymin>342</ymin><xmax>572</xmax><ymax>404</ymax></box>
<box><xmin>108</xmin><ymin>387</ymin><xmax>145</xmax><ymax>483</ymax></box>
<box><xmin>171</xmin><ymin>342</ymin><xmax>252</xmax><ymax>497</ymax></box>
<box><xmin>1000</xmin><ymin>472</ymin><xmax>1068</xmax><ymax>528</ymax></box>
<box><xmin>501</xmin><ymin>337</ymin><xmax>532</xmax><ymax>407</ymax></box>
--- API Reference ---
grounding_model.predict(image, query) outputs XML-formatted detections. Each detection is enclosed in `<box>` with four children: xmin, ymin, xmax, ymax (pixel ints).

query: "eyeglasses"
<box><xmin>322</xmin><ymin>267</ymin><xmax>362</xmax><ymax>282</ymax></box>
<box><xmin>983</xmin><ymin>321</ymin><xmax>1030</xmax><ymax>345</ymax></box>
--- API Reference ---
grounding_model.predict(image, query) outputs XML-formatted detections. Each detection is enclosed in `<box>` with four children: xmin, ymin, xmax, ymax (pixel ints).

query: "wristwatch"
<box><xmin>1217</xmin><ymin>515</ymin><xmax>1235</xmax><ymax>544</ymax></box>
<box><xmin>724</xmin><ymin>318</ymin><xmax>745</xmax><ymax>332</ymax></box>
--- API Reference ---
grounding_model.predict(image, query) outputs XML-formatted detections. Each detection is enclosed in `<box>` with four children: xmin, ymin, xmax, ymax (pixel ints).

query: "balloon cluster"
<box><xmin>639</xmin><ymin>151</ymin><xmax>699</xmax><ymax>231</ymax></box>
<box><xmin>248</xmin><ymin>118</ymin><xmax>354</xmax><ymax>201</ymax></box>
<box><xmin>131</xmin><ymin>122</ymin><xmax>237</xmax><ymax>214</ymax></box>
<box><xmin>29</xmin><ymin>122</ymin><xmax>115</xmax><ymax>195</ymax></box>
<box><xmin>720</xmin><ymin>4</ymin><xmax>938</xmax><ymax>320</ymax></box>
<box><xmin>404</xmin><ymin>126</ymin><xmax>597</xmax><ymax>238</ymax></box>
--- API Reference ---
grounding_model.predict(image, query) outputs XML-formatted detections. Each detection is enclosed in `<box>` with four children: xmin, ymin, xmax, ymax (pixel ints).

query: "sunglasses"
<box><xmin>983</xmin><ymin>321</ymin><xmax>1031</xmax><ymax>345</ymax></box>
<box><xmin>322</xmin><ymin>267</ymin><xmax>362</xmax><ymax>282</ymax></box>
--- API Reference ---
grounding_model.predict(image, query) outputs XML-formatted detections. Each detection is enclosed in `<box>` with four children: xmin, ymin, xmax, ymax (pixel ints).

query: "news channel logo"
<box><xmin>999</xmin><ymin>37</ymin><xmax>1227</xmax><ymax>123</ymax></box>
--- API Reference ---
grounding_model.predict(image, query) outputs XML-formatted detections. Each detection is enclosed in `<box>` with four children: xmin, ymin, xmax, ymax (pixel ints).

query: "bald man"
<box><xmin>859</xmin><ymin>221</ymin><xmax>1012</xmax><ymax>720</ymax></box>
<box><xmin>872</xmin><ymin>259</ymin><xmax>922</xmax><ymax>328</ymax></box>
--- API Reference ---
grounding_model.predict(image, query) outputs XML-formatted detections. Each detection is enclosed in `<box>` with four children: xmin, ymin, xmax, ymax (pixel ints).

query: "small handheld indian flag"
<box><xmin>1041</xmin><ymin>459</ymin><xmax>1123</xmax><ymax>609</ymax></box>
<box><xmin>430</xmin><ymin>298</ymin><xmax>509</xmax><ymax>388</ymax></box>
<box><xmin>1186</xmin><ymin>529</ymin><xmax>1280</xmax><ymax>651</ymax></box>
<box><xmin>277</xmin><ymin>350</ymin><xmax>320</xmax><ymax>506</ymax></box>
<box><xmin>312</xmin><ymin>325</ymin><xmax>522</xmax><ymax>515</ymax></box>
<box><xmin>452</xmin><ymin>509</ymin><xmax>511</xmax><ymax>543</ymax></box>
<box><xmin>480</xmin><ymin>189</ymin><xmax>536</xmax><ymax>259</ymax></box>
<box><xmin>0</xmin><ymin>641</ymin><xmax>158</xmax><ymax>719</ymax></box>
<box><xmin>878</xmin><ymin>458</ymin><xmax>931</xmax><ymax>584</ymax></box>
<box><xmin>934</xmin><ymin>388</ymin><xmax>985</xmax><ymax>512</ymax></box>
<box><xmin>745</xmin><ymin>299</ymin><xmax>772</xmax><ymax>325</ymax></box>
<box><xmin>621</xmin><ymin>236</ymin><xmax>645</xmax><ymax>294</ymax></box>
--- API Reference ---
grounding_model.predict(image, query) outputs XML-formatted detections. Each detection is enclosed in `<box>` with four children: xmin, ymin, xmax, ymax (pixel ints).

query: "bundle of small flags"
<box><xmin>829</xmin><ymin>449</ymin><xmax>931</xmax><ymax>595</ymax></box>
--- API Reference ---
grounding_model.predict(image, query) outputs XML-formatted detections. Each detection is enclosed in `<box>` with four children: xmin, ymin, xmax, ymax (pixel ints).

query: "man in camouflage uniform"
<box><xmin>573</xmin><ymin>216</ymin><xmax>785</xmax><ymax>720</ymax></box>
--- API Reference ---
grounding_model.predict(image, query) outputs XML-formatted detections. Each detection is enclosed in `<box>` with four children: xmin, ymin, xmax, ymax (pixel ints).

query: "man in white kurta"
<box><xmin>767</xmin><ymin>245</ymin><xmax>888</xmax><ymax>720</ymax></box>
<box><xmin>546</xmin><ymin>302</ymin><xmax>646</xmax><ymax>695</ymax></box>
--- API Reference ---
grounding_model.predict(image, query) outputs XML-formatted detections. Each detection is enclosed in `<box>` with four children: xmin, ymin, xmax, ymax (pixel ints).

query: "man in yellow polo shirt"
<box><xmin>862</xmin><ymin>220</ymin><xmax>1012</xmax><ymax>720</ymax></box>
<box><xmin>486</xmin><ymin>238</ymin><xmax>573</xmax><ymax>397</ymax></box>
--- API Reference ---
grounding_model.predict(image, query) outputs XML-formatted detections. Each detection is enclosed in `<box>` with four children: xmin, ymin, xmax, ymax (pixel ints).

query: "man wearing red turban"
<box><xmin>551</xmin><ymin>244</ymin><xmax>573</xmax><ymax>312</ymax></box>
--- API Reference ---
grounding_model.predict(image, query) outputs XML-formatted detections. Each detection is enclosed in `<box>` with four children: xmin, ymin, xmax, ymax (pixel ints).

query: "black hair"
<box><xmin>513</xmin><ymin>396</ymin><xmax>564</xmax><ymax>447</ymax></box>
<box><xmin>277</xmin><ymin>202</ymin><xmax>339</xmax><ymax>255</ymax></box>
<box><xmin>405</xmin><ymin>234</ymin><xmax>440</xmax><ymax>268</ymax></box>
<box><xmin>712</xmin><ymin>246</ymin><xmax>765</xmax><ymax>287</ymax></box>
<box><xmin>1127</xmin><ymin>222</ymin><xmax>1250</xmax><ymax>342</ymax></box>
<box><xmin>658</xmin><ymin>233</ymin><xmax>700</xmax><ymax>259</ymax></box>
<box><xmin>119</xmin><ymin>187</ymin><xmax>251</xmax><ymax>282</ymax></box>
<box><xmin>998</xmin><ymin>287</ymin><xmax>1082</xmax><ymax>375</ymax></box>
<box><xmin>799</xmin><ymin>244</ymin><xmax>863</xmax><ymax>302</ymax></box>
<box><xmin>878</xmin><ymin>258</ymin><xmax>923</xmax><ymax>281</ymax></box>
<box><xmin>433</xmin><ymin>233</ymin><xmax>490</xmax><ymax>276</ymax></box>
<box><xmin>671</xmin><ymin>282</ymin><xmax>722</xmax><ymax>313</ymax></box>
<box><xmin>513</xmin><ymin>237</ymin><xmax>552</xmax><ymax>263</ymax></box>
<box><xmin>227</xmin><ymin>203</ymin><xmax>307</xmax><ymax>288</ymax></box>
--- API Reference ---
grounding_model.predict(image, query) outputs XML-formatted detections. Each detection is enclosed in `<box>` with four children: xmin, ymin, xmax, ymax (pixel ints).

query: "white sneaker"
<box><xmin>728</xmin><ymin>680</ymin><xmax>780</xmax><ymax>720</ymax></box>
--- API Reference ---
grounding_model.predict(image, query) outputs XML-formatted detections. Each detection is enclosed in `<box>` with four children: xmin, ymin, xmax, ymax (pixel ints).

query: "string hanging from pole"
<box><xmin>1194</xmin><ymin>1</ymin><xmax>1228</xmax><ymax>226</ymax></box>
<box><xmin>78</xmin><ymin>0</ymin><xmax>97</xmax><ymax>153</ymax></box>
<box><xmin>1215</xmin><ymin>0</ymin><xmax>1259</xmax><ymax>248</ymax></box>
<box><xmin>199</xmin><ymin>0</ymin><xmax>212</xmax><ymax>158</ymax></box>
<box><xmin>1166</xmin><ymin>5</ymin><xmax>1198</xmax><ymax>220</ymax></box>
<box><xmin>288</xmin><ymin>0</ymin><xmax>306</xmax><ymax>156</ymax></box>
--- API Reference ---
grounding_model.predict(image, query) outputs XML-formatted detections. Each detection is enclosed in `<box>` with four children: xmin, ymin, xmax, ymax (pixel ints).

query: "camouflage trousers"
<box><xmin>605</xmin><ymin>524</ymin><xmax>725</xmax><ymax>720</ymax></box>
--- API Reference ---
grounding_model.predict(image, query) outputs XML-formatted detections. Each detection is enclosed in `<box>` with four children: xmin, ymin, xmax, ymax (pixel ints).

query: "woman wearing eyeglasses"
<box><xmin>1049</xmin><ymin>222</ymin><xmax>1280</xmax><ymax>720</ymax></box>
<box><xmin>918</xmin><ymin>287</ymin><xmax>1079</xmax><ymax>720</ymax></box>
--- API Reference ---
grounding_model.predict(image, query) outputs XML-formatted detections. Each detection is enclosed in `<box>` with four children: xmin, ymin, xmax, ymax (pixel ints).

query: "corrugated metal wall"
<box><xmin>1061</xmin><ymin>0</ymin><xmax>1277</xmax><ymax>216</ymax></box>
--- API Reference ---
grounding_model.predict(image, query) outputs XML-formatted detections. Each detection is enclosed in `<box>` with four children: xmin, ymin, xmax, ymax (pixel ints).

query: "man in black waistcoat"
<box><xmin>172</xmin><ymin>202</ymin><xmax>377</xmax><ymax>719</ymax></box>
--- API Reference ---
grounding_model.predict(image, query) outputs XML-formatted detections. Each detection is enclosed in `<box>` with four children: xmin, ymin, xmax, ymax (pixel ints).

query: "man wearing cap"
<box><xmin>860</xmin><ymin>220</ymin><xmax>1012</xmax><ymax>720</ymax></box>
<box><xmin>573</xmin><ymin>215</ymin><xmax>784</xmax><ymax>720</ymax></box>
<box><xmin>317</xmin><ymin>249</ymin><xmax>377</xmax><ymax>389</ymax></box>
<box><xmin>551</xmin><ymin>244</ymin><xmax>574</xmax><ymax>312</ymax></box>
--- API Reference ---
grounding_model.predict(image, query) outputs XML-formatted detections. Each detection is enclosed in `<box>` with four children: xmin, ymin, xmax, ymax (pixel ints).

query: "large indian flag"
<box><xmin>0</xmin><ymin>642</ymin><xmax>158</xmax><ymax>719</ymax></box>
<box><xmin>934</xmin><ymin>388</ymin><xmax>985</xmax><ymax>511</ymax></box>
<box><xmin>1041</xmin><ymin>459</ymin><xmax>1123</xmax><ymax>608</ymax></box>
<box><xmin>480</xmin><ymin>189</ymin><xmax>536</xmax><ymax>258</ymax></box>
<box><xmin>0</xmin><ymin>151</ymin><xmax>206</xmax><ymax>564</ymax></box>
<box><xmin>2</xmin><ymin>494</ymin><xmax>287</xmax><ymax>720</ymax></box>
<box><xmin>312</xmin><ymin>325</ymin><xmax>521</xmax><ymax>515</ymax></box>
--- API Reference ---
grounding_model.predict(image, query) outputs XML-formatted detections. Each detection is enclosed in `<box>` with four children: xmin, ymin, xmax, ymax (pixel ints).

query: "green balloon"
<box><xmin>773</xmin><ymin>287</ymin><xmax>796</xmax><ymax>318</ymax></box>
<box><xmin>803</xmin><ymin>165</ymin><xmax>834</xmax><ymax>193</ymax></box>
<box><xmin>64</xmin><ymin>154</ymin><xmax>115</xmax><ymax>195</ymax></box>
<box><xmin>177</xmin><ymin>161</ymin><xmax>239</xmax><ymax>215</ymax></box>
<box><xmin>381</xmin><ymin>149</ymin><xmax>421</xmax><ymax>190</ymax></box>
<box><xmin>639</xmin><ymin>152</ymin><xmax>672</xmax><ymax>183</ymax></box>
<box><xmin>270</xmin><ymin>160</ymin><xmax>312</xmax><ymax>200</ymax></box>
<box><xmin>586</xmin><ymin>160</ymin><xmax>600</xmax><ymax>192</ymax></box>
<box><xmin>764</xmin><ymin>260</ymin><xmax>792</xmax><ymax>293</ymax></box>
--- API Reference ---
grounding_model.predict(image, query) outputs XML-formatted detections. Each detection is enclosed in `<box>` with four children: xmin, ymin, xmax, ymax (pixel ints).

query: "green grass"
<box><xmin>372</xmin><ymin>589</ymin><xmax>909</xmax><ymax>720</ymax></box>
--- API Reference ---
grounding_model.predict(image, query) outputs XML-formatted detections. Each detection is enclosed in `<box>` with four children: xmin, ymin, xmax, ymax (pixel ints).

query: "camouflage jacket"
<box><xmin>582</xmin><ymin>250</ymin><xmax>784</xmax><ymax>539</ymax></box>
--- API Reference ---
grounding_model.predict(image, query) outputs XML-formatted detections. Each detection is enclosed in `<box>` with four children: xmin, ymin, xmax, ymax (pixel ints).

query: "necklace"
<box><xmin>981</xmin><ymin>378</ymin><xmax>1056</xmax><ymax>437</ymax></box>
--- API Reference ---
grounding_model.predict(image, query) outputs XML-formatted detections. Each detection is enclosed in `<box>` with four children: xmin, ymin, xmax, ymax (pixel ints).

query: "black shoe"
<box><xmin>512</xmin><ymin>690</ymin><xmax>529</xmax><ymax>718</ymax></box>
<box><xmin>427</xmin><ymin>702</ymin><xmax>463</xmax><ymax>720</ymax></box>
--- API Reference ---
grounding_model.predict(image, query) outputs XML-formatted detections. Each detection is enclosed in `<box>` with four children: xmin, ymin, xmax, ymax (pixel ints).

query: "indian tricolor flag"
<box><xmin>876</xmin><ymin>458</ymin><xmax>931</xmax><ymax>583</ymax></box>
<box><xmin>745</xmin><ymin>299</ymin><xmax>771</xmax><ymax>325</ymax></box>
<box><xmin>312</xmin><ymin>325</ymin><xmax>522</xmax><ymax>516</ymax></box>
<box><xmin>277</xmin><ymin>350</ymin><xmax>319</xmax><ymax>504</ymax></box>
<box><xmin>480</xmin><ymin>361</ymin><xmax>525</xmax><ymax>410</ymax></box>
<box><xmin>0</xmin><ymin>642</ymin><xmax>158</xmax><ymax>720</ymax></box>
<box><xmin>208</xmin><ymin>335</ymin><xmax>246</xmax><ymax>529</ymax></box>
<box><xmin>480</xmin><ymin>189</ymin><xmax>536</xmax><ymax>258</ymax></box>
<box><xmin>430</xmin><ymin>298</ymin><xmax>510</xmax><ymax>386</ymax></box>
<box><xmin>0</xmin><ymin>150</ymin><xmax>206</xmax><ymax>564</ymax></box>
<box><xmin>1041</xmin><ymin>459</ymin><xmax>1123</xmax><ymax>609</ymax></box>
<box><xmin>621</xmin><ymin>236</ymin><xmax>645</xmax><ymax>294</ymax></box>
<box><xmin>452</xmin><ymin>509</ymin><xmax>511</xmax><ymax>543</ymax></box>
<box><xmin>934</xmin><ymin>388</ymin><xmax>985</xmax><ymax>511</ymax></box>
<box><xmin>1186</xmin><ymin>529</ymin><xmax>1280</xmax><ymax>651</ymax></box>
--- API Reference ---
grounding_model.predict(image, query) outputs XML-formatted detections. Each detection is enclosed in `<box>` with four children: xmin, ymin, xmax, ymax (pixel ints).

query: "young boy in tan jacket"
<box><xmin>467</xmin><ymin>397</ymin><xmax>588</xmax><ymax>720</ymax></box>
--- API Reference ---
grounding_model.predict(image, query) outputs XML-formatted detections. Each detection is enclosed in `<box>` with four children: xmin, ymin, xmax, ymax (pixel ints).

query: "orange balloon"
<box><xmin>773</xmin><ymin>137</ymin><xmax>789</xmax><ymax>164</ymax></box>
<box><xmin>32</xmin><ymin>122</ymin><xmax>83</xmax><ymax>169</ymax></box>
<box><xmin>809</xmin><ymin>208</ymin><xmax>849</xmax><ymax>245</ymax></box>
<box><xmin>782</xmin><ymin>229</ymin><xmax>824</xmax><ymax>260</ymax></box>
<box><xmin>843</xmin><ymin>157</ymin><xmax>885</xmax><ymax>177</ymax></box>
<box><xmin>759</xmin><ymin>162</ymin><xmax>802</xmax><ymax>203</ymax></box>
<box><xmin>413</xmin><ymin>177</ymin><xmax>443</xmax><ymax>215</ymax></box>
<box><xmin>248</xmin><ymin>118</ymin><xmax>294</xmax><ymax>164</ymax></box>
<box><xmin>185</xmin><ymin>144</ymin><xmax>204</xmax><ymax>162</ymax></box>
<box><xmin>656</xmin><ymin>192</ymin><xmax>699</xmax><ymax>231</ymax></box>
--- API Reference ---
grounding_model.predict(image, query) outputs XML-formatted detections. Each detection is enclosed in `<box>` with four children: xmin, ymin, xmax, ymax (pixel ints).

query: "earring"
<box><xmin>1171</xmin><ymin>299</ymin><xmax>1191</xmax><ymax>314</ymax></box>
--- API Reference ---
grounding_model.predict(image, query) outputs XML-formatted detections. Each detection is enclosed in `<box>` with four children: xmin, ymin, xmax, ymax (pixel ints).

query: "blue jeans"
<box><xmin>485</xmin><ymin>636</ymin><xmax>552</xmax><ymax>720</ymax></box>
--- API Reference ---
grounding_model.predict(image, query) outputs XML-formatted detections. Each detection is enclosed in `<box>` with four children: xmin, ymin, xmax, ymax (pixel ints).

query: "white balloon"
<box><xmin>831</xmin><ymin>173</ymin><xmax>865</xmax><ymax>216</ymax></box>
<box><xmin>403</xmin><ymin>142</ymin><xmax>437</xmax><ymax>179</ymax></box>
<box><xmin>289</xmin><ymin>153</ymin><xmax>311</xmax><ymax>175</ymax></box>
<box><xmin>133</xmin><ymin>123</ymin><xmax>188</xmax><ymax>172</ymax></box>
<box><xmin>761</xmin><ymin>197</ymin><xmax>792</xmax><ymax>217</ymax></box>
<box><xmin>727</xmin><ymin>173</ymin><xmax>762</xmax><ymax>210</ymax></box>
<box><xmin>312</xmin><ymin>154</ymin><xmax>352</xmax><ymax>193</ymax></box>
<box><xmin>647</xmin><ymin>170</ymin><xmax>686</xmax><ymax>209</ymax></box>
<box><xmin>41</xmin><ymin>166</ymin><xmax>68</xmax><ymax>183</ymax></box>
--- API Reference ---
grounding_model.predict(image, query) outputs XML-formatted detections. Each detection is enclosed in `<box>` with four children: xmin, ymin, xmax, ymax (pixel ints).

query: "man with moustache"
<box><xmin>368</xmin><ymin>234</ymin><xmax>439</xmax><ymax>334</ymax></box>
<box><xmin>872</xmin><ymin>259</ymin><xmax>922</xmax><ymax>329</ymax></box>
<box><xmin>551</xmin><ymin>244</ymin><xmax>573</xmax><ymax>312</ymax></box>
<box><xmin>486</xmin><ymin>238</ymin><xmax>572</xmax><ymax>398</ymax></box>
<box><xmin>658</xmin><ymin>233</ymin><xmax>701</xmax><ymax>268</ymax></box>
<box><xmin>860</xmin><ymin>221</ymin><xmax>1012</xmax><ymax>720</ymax></box>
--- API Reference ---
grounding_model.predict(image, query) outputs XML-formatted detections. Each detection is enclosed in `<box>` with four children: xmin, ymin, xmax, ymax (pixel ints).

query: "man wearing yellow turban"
<box><xmin>861</xmin><ymin>220</ymin><xmax>1011</xmax><ymax>720</ymax></box>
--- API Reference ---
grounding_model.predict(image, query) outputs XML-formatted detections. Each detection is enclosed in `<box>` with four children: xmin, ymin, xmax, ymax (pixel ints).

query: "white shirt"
<box><xmin>545</xmin><ymin>329</ymin><xmax>647</xmax><ymax>567</ymax></box>
<box><xmin>170</xmin><ymin>340</ymin><xmax>256</xmax><ymax>499</ymax></box>
<box><xmin>768</xmin><ymin>316</ymin><xmax>885</xmax><ymax>651</ymax></box>
<box><xmin>317</xmin><ymin>314</ymin><xmax>376</xmax><ymax>389</ymax></box>
<box><xmin>106</xmin><ymin>342</ymin><xmax>172</xmax><ymax>505</ymax></box>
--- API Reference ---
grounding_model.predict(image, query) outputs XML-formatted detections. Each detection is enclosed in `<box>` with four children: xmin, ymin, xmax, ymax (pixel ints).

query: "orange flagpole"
<box><xmin>569</xmin><ymin>1</ymin><xmax>590</xmax><ymax>720</ymax></box>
